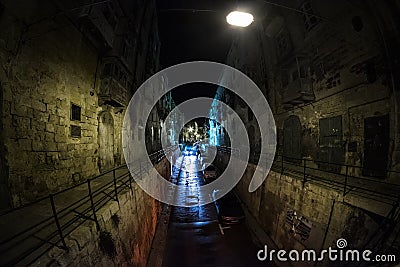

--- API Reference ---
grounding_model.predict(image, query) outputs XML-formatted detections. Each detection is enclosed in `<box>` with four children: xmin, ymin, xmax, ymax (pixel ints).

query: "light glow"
<box><xmin>226</xmin><ymin>11</ymin><xmax>254</xmax><ymax>27</ymax></box>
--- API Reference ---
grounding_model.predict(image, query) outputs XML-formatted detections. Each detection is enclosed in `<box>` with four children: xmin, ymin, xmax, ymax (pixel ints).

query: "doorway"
<box><xmin>98</xmin><ymin>111</ymin><xmax>114</xmax><ymax>172</ymax></box>
<box><xmin>363</xmin><ymin>114</ymin><xmax>389</xmax><ymax>178</ymax></box>
<box><xmin>318</xmin><ymin>115</ymin><xmax>344</xmax><ymax>173</ymax></box>
<box><xmin>283</xmin><ymin>115</ymin><xmax>302</xmax><ymax>162</ymax></box>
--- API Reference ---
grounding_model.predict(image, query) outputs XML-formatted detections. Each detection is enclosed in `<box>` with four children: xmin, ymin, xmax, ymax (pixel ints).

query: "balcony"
<box><xmin>78</xmin><ymin>6</ymin><xmax>115</xmax><ymax>51</ymax></box>
<box><xmin>282</xmin><ymin>77</ymin><xmax>315</xmax><ymax>108</ymax></box>
<box><xmin>98</xmin><ymin>77</ymin><xmax>127</xmax><ymax>107</ymax></box>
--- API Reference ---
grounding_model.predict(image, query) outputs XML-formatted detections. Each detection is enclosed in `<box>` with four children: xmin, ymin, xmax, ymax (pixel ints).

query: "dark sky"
<box><xmin>156</xmin><ymin>0</ymin><xmax>235</xmax><ymax>105</ymax></box>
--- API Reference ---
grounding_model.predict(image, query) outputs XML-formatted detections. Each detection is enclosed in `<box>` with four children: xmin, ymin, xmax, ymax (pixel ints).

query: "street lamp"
<box><xmin>226</xmin><ymin>11</ymin><xmax>254</xmax><ymax>27</ymax></box>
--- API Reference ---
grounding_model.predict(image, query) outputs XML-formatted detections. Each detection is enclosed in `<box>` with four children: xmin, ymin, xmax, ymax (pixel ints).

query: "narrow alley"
<box><xmin>161</xmin><ymin>147</ymin><xmax>268</xmax><ymax>267</ymax></box>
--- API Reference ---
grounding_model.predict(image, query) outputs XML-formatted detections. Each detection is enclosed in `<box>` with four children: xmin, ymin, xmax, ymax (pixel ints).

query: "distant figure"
<box><xmin>196</xmin><ymin>144</ymin><xmax>201</xmax><ymax>159</ymax></box>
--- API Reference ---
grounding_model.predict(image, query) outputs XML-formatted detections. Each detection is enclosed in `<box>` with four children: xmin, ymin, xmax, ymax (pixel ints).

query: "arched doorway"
<box><xmin>98</xmin><ymin>111</ymin><xmax>114</xmax><ymax>172</ymax></box>
<box><xmin>283</xmin><ymin>115</ymin><xmax>302</xmax><ymax>162</ymax></box>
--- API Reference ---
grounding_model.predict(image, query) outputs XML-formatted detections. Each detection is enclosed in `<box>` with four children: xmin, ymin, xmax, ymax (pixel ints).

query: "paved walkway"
<box><xmin>0</xmin><ymin>166</ymin><xmax>130</xmax><ymax>267</ymax></box>
<box><xmin>161</xmin><ymin>152</ymin><xmax>270</xmax><ymax>267</ymax></box>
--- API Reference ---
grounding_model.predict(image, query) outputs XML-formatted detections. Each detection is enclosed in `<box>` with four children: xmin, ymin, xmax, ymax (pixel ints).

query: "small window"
<box><xmin>326</xmin><ymin>72</ymin><xmax>341</xmax><ymax>89</ymax></box>
<box><xmin>71</xmin><ymin>103</ymin><xmax>81</xmax><ymax>121</ymax></box>
<box><xmin>71</xmin><ymin>125</ymin><xmax>81</xmax><ymax>138</ymax></box>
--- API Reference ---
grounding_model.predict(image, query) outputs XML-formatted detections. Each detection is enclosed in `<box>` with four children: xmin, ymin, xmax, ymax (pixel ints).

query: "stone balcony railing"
<box><xmin>98</xmin><ymin>77</ymin><xmax>128</xmax><ymax>107</ymax></box>
<box><xmin>282</xmin><ymin>78</ymin><xmax>315</xmax><ymax>108</ymax></box>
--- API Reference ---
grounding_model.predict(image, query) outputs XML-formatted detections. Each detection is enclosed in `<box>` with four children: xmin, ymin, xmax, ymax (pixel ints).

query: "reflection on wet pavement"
<box><xmin>162</xmin><ymin>149</ymin><xmax>271</xmax><ymax>267</ymax></box>
<box><xmin>173</xmin><ymin>155</ymin><xmax>216</xmax><ymax>223</ymax></box>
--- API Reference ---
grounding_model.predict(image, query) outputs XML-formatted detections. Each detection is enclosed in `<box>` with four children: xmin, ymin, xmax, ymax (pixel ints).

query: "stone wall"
<box><xmin>34</xmin><ymin>158</ymin><xmax>171</xmax><ymax>267</ymax></box>
<box><xmin>215</xmin><ymin>152</ymin><xmax>398</xmax><ymax>266</ymax></box>
<box><xmin>215</xmin><ymin>0</ymin><xmax>400</xmax><ymax>181</ymax></box>
<box><xmin>0</xmin><ymin>23</ymin><xmax>101</xmax><ymax>205</ymax></box>
<box><xmin>0</xmin><ymin>0</ymin><xmax>144</xmax><ymax>208</ymax></box>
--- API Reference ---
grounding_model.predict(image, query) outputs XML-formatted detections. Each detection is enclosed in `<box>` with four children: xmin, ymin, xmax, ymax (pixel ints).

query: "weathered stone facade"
<box><xmin>210</xmin><ymin>0</ymin><xmax>400</xmax><ymax>262</ymax></box>
<box><xmin>0</xmin><ymin>0</ymin><xmax>163</xmax><ymax>209</ymax></box>
<box><xmin>32</xmin><ymin>158</ymin><xmax>171</xmax><ymax>267</ymax></box>
<box><xmin>215</xmin><ymin>152</ymin><xmax>399</xmax><ymax>265</ymax></box>
<box><xmin>213</xmin><ymin>0</ymin><xmax>400</xmax><ymax>182</ymax></box>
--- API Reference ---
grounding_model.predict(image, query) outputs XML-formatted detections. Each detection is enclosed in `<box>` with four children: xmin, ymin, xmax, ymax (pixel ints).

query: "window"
<box><xmin>71</xmin><ymin>103</ymin><xmax>81</xmax><ymax>121</ymax></box>
<box><xmin>70</xmin><ymin>125</ymin><xmax>81</xmax><ymax>138</ymax></box>
<box><xmin>325</xmin><ymin>72</ymin><xmax>341</xmax><ymax>89</ymax></box>
<box><xmin>300</xmin><ymin>1</ymin><xmax>320</xmax><ymax>32</ymax></box>
<box><xmin>363</xmin><ymin>114</ymin><xmax>389</xmax><ymax>178</ymax></box>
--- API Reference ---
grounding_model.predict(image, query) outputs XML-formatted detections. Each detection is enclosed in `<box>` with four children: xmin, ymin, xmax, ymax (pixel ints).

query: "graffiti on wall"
<box><xmin>286</xmin><ymin>210</ymin><xmax>312</xmax><ymax>241</ymax></box>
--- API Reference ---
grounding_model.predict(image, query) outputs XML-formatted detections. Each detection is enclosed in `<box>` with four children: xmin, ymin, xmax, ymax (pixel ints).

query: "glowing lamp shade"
<box><xmin>226</xmin><ymin>11</ymin><xmax>254</xmax><ymax>27</ymax></box>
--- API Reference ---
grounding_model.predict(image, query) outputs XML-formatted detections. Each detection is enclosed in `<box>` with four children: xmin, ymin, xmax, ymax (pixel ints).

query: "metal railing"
<box><xmin>215</xmin><ymin>146</ymin><xmax>400</xmax><ymax>206</ymax></box>
<box><xmin>0</xmin><ymin>146</ymin><xmax>178</xmax><ymax>267</ymax></box>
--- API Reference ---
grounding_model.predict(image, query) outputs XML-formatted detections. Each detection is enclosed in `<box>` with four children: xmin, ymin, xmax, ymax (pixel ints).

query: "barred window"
<box><xmin>70</xmin><ymin>125</ymin><xmax>81</xmax><ymax>138</ymax></box>
<box><xmin>70</xmin><ymin>103</ymin><xmax>81</xmax><ymax>121</ymax></box>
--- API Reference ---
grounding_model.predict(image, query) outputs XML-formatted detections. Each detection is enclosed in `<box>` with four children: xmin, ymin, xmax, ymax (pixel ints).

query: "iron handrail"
<box><xmin>0</xmin><ymin>145</ymin><xmax>178</xmax><ymax>267</ymax></box>
<box><xmin>215</xmin><ymin>146</ymin><xmax>400</xmax><ymax>175</ymax></box>
<box><xmin>215</xmin><ymin>146</ymin><xmax>400</xmax><ymax>204</ymax></box>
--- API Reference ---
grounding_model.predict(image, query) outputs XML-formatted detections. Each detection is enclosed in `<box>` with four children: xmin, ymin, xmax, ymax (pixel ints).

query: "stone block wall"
<box><xmin>216</xmin><ymin>0</ymin><xmax>400</xmax><ymax>184</ymax></box>
<box><xmin>215</xmin><ymin>152</ymin><xmax>398</xmax><ymax>266</ymax></box>
<box><xmin>0</xmin><ymin>4</ymin><xmax>127</xmax><ymax>207</ymax></box>
<box><xmin>34</xmin><ymin>158</ymin><xmax>171</xmax><ymax>267</ymax></box>
<box><xmin>274</xmin><ymin>82</ymin><xmax>395</xmax><ymax>179</ymax></box>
